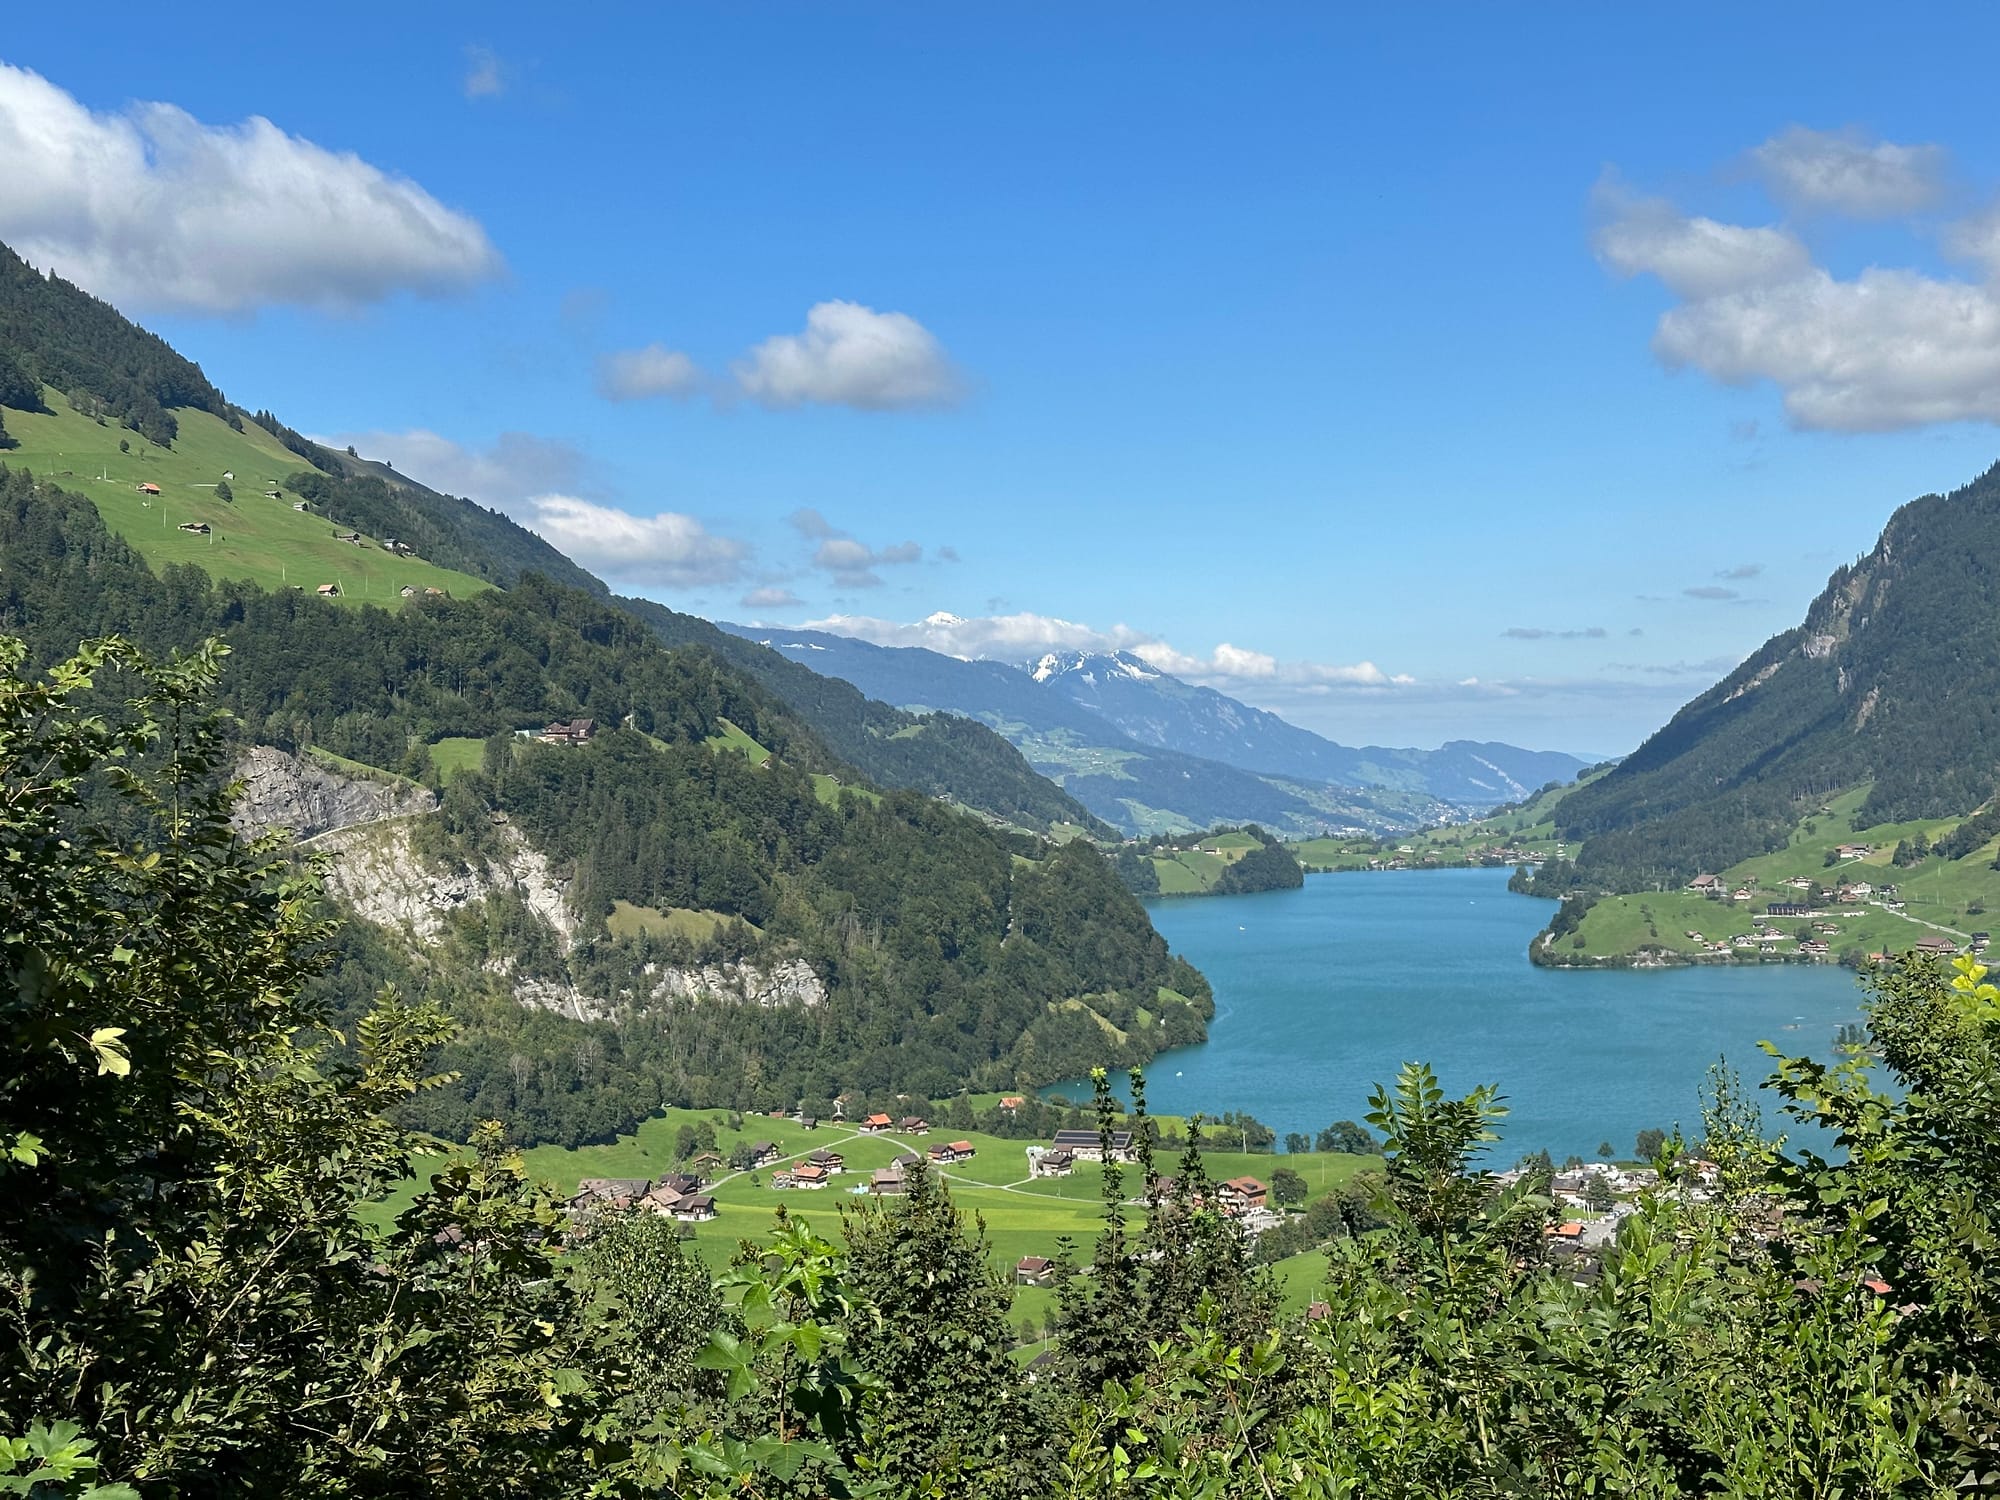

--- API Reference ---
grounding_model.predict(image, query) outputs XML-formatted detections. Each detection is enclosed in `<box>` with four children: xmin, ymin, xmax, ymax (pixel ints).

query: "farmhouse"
<box><xmin>672</xmin><ymin>1194</ymin><xmax>717</xmax><ymax>1222</ymax></box>
<box><xmin>1049</xmin><ymin>1128</ymin><xmax>1133</xmax><ymax>1163</ymax></box>
<box><xmin>1914</xmin><ymin>935</ymin><xmax>1959</xmax><ymax>955</ymax></box>
<box><xmin>177</xmin><ymin>522</ymin><xmax>210</xmax><ymax>535</ymax></box>
<box><xmin>1834</xmin><ymin>844</ymin><xmax>1873</xmax><ymax>861</ymax></box>
<box><xmin>858</xmin><ymin>1113</ymin><xmax>894</xmax><ymax>1134</ymax></box>
<box><xmin>747</xmin><ymin>1141</ymin><xmax>783</xmax><ymax>1169</ymax></box>
<box><xmin>1766</xmin><ymin>903</ymin><xmax>1811</xmax><ymax>919</ymax></box>
<box><xmin>1015</xmin><ymin>1256</ymin><xmax>1055</xmax><ymax>1287</ymax></box>
<box><xmin>568</xmin><ymin>1178</ymin><xmax>651</xmax><ymax>1214</ymax></box>
<box><xmin>315</xmin><ymin>583</ymin><xmax>340</xmax><ymax>597</ymax></box>
<box><xmin>400</xmin><ymin>585</ymin><xmax>418</xmax><ymax>598</ymax></box>
<box><xmin>927</xmin><ymin>1140</ymin><xmax>976</xmax><ymax>1165</ymax></box>
<box><xmin>538</xmin><ymin>717</ymin><xmax>598</xmax><ymax>747</ymax></box>
<box><xmin>870</xmin><ymin>1167</ymin><xmax>906</xmax><ymax>1196</ymax></box>
<box><xmin>1217</xmin><ymin>1177</ymin><xmax>1268</xmax><ymax>1216</ymax></box>
<box><xmin>806</xmin><ymin>1149</ymin><xmax>845</xmax><ymax>1174</ymax></box>
<box><xmin>641</xmin><ymin>1181</ymin><xmax>687</xmax><ymax>1215</ymax></box>
<box><xmin>688</xmin><ymin>1151</ymin><xmax>724</xmax><ymax>1174</ymax></box>
<box><xmin>137</xmin><ymin>482</ymin><xmax>161</xmax><ymax>495</ymax></box>
<box><xmin>898</xmin><ymin>1116</ymin><xmax>931</xmax><ymax>1135</ymax></box>
<box><xmin>1030</xmin><ymin>1148</ymin><xmax>1075</xmax><ymax>1178</ymax></box>
<box><xmin>1687</xmin><ymin>874</ymin><xmax>1726</xmax><ymax>895</ymax></box>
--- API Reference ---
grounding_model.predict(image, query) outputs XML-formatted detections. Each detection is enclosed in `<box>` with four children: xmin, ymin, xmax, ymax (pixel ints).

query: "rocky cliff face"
<box><xmin>232</xmin><ymin>743</ymin><xmax>827</xmax><ymax>1022</ymax></box>
<box><xmin>513</xmin><ymin>959</ymin><xmax>827</xmax><ymax>1024</ymax></box>
<box><xmin>231</xmin><ymin>746</ymin><xmax>437</xmax><ymax>842</ymax></box>
<box><xmin>314</xmin><ymin>815</ymin><xmax>578</xmax><ymax>947</ymax></box>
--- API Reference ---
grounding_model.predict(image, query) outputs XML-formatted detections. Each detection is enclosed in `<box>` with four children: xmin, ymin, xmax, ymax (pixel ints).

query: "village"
<box><xmin>1680</xmin><ymin>852</ymin><xmax>1985</xmax><ymax>964</ymax></box>
<box><xmin>558</xmin><ymin>1103</ymin><xmax>1295</xmax><ymax>1293</ymax></box>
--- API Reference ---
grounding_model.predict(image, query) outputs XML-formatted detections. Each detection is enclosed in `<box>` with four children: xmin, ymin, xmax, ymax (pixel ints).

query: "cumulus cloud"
<box><xmin>462</xmin><ymin>45</ymin><xmax>506</xmax><ymax>100</ymax></box>
<box><xmin>319</xmin><ymin>428</ymin><xmax>587</xmax><ymax>506</ymax></box>
<box><xmin>803</xmin><ymin>611</ymin><xmax>1409</xmax><ymax>692</ymax></box>
<box><xmin>733</xmin><ymin>301</ymin><xmax>961</xmax><ymax>410</ymax></box>
<box><xmin>0</xmin><ymin>62</ymin><xmax>500</xmax><ymax>314</ymax></box>
<box><xmin>1594</xmin><ymin>140</ymin><xmax>2000</xmax><ymax>432</ymax></box>
<box><xmin>1748</xmin><ymin>126</ymin><xmax>1946</xmax><ymax>218</ymax></box>
<box><xmin>1592</xmin><ymin>177</ymin><xmax>1809</xmax><ymax>298</ymax></box>
<box><xmin>521</xmin><ymin>495</ymin><xmax>747</xmax><ymax>587</ymax></box>
<box><xmin>1502</xmin><ymin>626</ymin><xmax>1609</xmax><ymax>640</ymax></box>
<box><xmin>741</xmin><ymin>586</ymin><xmax>804</xmax><ymax>610</ymax></box>
<box><xmin>595</xmin><ymin>344</ymin><xmax>703</xmax><ymax>401</ymax></box>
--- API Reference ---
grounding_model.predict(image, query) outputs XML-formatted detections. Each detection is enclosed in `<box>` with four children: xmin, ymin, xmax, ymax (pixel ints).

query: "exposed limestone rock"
<box><xmin>641</xmin><ymin>957</ymin><xmax>826</xmax><ymax>1010</ymax></box>
<box><xmin>230</xmin><ymin>745</ymin><xmax>435</xmax><ymax>842</ymax></box>
<box><xmin>314</xmin><ymin>817</ymin><xmax>578</xmax><ymax>947</ymax></box>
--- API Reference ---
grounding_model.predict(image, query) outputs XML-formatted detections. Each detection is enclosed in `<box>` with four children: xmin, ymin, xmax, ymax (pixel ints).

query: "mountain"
<box><xmin>1028</xmin><ymin>649</ymin><xmax>1589</xmax><ymax>806</ymax></box>
<box><xmin>0</xmin><ymin>240</ymin><xmax>1209</xmax><ymax>1148</ymax></box>
<box><xmin>721</xmin><ymin>626</ymin><xmax>1585</xmax><ymax>835</ymax></box>
<box><xmin>0</xmin><ymin>241</ymin><xmax>1090</xmax><ymax>837</ymax></box>
<box><xmin>0</xmin><ymin>469</ymin><xmax>1211</xmax><ymax>1146</ymax></box>
<box><xmin>721</xmin><ymin>624</ymin><xmax>1454</xmax><ymax>837</ymax></box>
<box><xmin>1545</xmin><ymin>460</ymin><xmax>2000</xmax><ymax>893</ymax></box>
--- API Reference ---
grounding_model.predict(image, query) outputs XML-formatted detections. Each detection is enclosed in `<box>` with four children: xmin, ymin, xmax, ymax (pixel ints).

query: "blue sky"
<box><xmin>7</xmin><ymin>5</ymin><xmax>2000</xmax><ymax>753</ymax></box>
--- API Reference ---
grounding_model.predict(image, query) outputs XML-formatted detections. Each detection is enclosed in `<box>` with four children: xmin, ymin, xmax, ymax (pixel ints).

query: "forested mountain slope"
<box><xmin>1551</xmin><ymin>461</ymin><xmax>2000</xmax><ymax>890</ymax></box>
<box><xmin>0</xmin><ymin>469</ymin><xmax>1211</xmax><ymax>1144</ymax></box>
<box><xmin>0</xmin><ymin>236</ymin><xmax>1095</xmax><ymax>832</ymax></box>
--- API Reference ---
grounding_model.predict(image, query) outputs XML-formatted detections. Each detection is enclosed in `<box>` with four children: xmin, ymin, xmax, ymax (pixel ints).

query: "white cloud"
<box><xmin>734</xmin><ymin>301</ymin><xmax>961</xmax><ymax>410</ymax></box>
<box><xmin>1596</xmin><ymin>153</ymin><xmax>2000</xmax><ymax>432</ymax></box>
<box><xmin>741</xmin><ymin>586</ymin><xmax>804</xmax><ymax>610</ymax></box>
<box><xmin>804</xmin><ymin>610</ymin><xmax>1407</xmax><ymax>692</ymax></box>
<box><xmin>463</xmin><ymin>45</ymin><xmax>506</xmax><ymax>100</ymax></box>
<box><xmin>0</xmin><ymin>62</ymin><xmax>500</xmax><ymax>314</ymax></box>
<box><xmin>1748</xmin><ymin>126</ymin><xmax>1946</xmax><ymax>218</ymax></box>
<box><xmin>520</xmin><ymin>495</ymin><xmax>747</xmax><ymax>587</ymax></box>
<box><xmin>319</xmin><ymin>428</ymin><xmax>586</xmax><ymax>506</ymax></box>
<box><xmin>321</xmin><ymin>427</ymin><xmax>749</xmax><ymax>588</ymax></box>
<box><xmin>1653</xmin><ymin>266</ymin><xmax>2000</xmax><ymax>430</ymax></box>
<box><xmin>1592</xmin><ymin>178</ymin><xmax>1809</xmax><ymax>299</ymax></box>
<box><xmin>595</xmin><ymin>344</ymin><xmax>703</xmax><ymax>401</ymax></box>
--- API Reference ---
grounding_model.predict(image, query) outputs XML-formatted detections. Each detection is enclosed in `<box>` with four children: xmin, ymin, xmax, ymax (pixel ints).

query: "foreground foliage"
<box><xmin>4</xmin><ymin>635</ymin><xmax>1998</xmax><ymax>1495</ymax></box>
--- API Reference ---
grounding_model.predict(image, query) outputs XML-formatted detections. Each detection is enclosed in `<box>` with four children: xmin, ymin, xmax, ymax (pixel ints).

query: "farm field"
<box><xmin>2</xmin><ymin>390</ymin><xmax>488</xmax><ymax>601</ymax></box>
<box><xmin>1147</xmin><ymin>831</ymin><xmax>1266</xmax><ymax>893</ymax></box>
<box><xmin>356</xmin><ymin>1107</ymin><xmax>1379</xmax><ymax>1324</ymax></box>
<box><xmin>1557</xmin><ymin>782</ymin><xmax>2000</xmax><ymax>964</ymax></box>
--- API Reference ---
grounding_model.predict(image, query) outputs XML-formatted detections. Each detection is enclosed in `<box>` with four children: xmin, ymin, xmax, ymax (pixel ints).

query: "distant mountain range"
<box><xmin>1026</xmin><ymin>648</ymin><xmax>1590</xmax><ymax>807</ymax></box>
<box><xmin>721</xmin><ymin>626</ymin><xmax>1589</xmax><ymax>837</ymax></box>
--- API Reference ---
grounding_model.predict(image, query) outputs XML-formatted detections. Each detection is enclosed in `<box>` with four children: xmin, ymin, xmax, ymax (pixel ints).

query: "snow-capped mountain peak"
<box><xmin>1027</xmin><ymin>649</ymin><xmax>1161</xmax><ymax>684</ymax></box>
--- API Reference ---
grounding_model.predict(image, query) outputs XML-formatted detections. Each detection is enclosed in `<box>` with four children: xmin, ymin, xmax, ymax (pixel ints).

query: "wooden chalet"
<box><xmin>1015</xmin><ymin>1256</ymin><xmax>1055</xmax><ymax>1287</ymax></box>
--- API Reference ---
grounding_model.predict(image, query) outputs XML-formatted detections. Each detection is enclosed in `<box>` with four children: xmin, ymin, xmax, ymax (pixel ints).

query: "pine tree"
<box><xmin>838</xmin><ymin>1156</ymin><xmax>1018</xmax><ymax>1493</ymax></box>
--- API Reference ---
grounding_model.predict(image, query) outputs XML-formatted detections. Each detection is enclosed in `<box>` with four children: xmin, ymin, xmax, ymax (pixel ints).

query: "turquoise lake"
<box><xmin>1058</xmin><ymin>868</ymin><xmax>1870</xmax><ymax>1160</ymax></box>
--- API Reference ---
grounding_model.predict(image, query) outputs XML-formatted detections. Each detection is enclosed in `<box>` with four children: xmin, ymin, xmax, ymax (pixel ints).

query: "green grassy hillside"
<box><xmin>359</xmin><ymin>1108</ymin><xmax>1380</xmax><ymax>1325</ymax></box>
<box><xmin>2</xmin><ymin>389</ymin><xmax>487</xmax><ymax>601</ymax></box>
<box><xmin>1553</xmin><ymin>782</ymin><xmax>2000</xmax><ymax>965</ymax></box>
